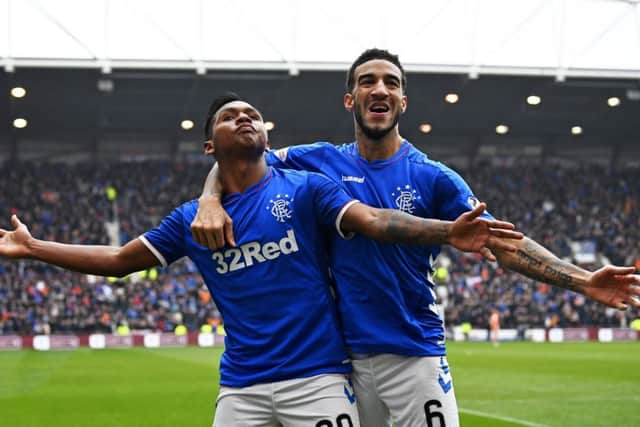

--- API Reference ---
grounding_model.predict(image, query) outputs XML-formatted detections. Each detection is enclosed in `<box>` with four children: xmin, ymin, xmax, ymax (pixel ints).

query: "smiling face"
<box><xmin>344</xmin><ymin>59</ymin><xmax>407</xmax><ymax>140</ymax></box>
<box><xmin>205</xmin><ymin>100</ymin><xmax>268</xmax><ymax>159</ymax></box>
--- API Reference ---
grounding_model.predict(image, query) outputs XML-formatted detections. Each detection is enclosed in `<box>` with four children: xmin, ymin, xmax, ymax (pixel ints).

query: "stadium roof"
<box><xmin>2</xmin><ymin>0</ymin><xmax>640</xmax><ymax>163</ymax></box>
<box><xmin>2</xmin><ymin>0</ymin><xmax>640</xmax><ymax>79</ymax></box>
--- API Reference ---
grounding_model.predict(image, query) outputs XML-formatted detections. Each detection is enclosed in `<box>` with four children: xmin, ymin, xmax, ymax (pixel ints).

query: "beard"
<box><xmin>354</xmin><ymin>101</ymin><xmax>401</xmax><ymax>140</ymax></box>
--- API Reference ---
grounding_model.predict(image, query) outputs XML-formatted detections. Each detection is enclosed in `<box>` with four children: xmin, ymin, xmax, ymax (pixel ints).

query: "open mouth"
<box><xmin>368</xmin><ymin>103</ymin><xmax>390</xmax><ymax>114</ymax></box>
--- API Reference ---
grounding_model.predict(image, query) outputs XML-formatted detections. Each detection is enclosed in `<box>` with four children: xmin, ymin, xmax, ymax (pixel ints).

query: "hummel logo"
<box><xmin>438</xmin><ymin>356</ymin><xmax>452</xmax><ymax>393</ymax></box>
<box><xmin>341</xmin><ymin>175</ymin><xmax>365</xmax><ymax>183</ymax></box>
<box><xmin>438</xmin><ymin>374</ymin><xmax>452</xmax><ymax>394</ymax></box>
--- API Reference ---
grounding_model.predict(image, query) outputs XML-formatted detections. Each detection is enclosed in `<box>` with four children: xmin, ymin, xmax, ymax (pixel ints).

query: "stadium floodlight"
<box><xmin>607</xmin><ymin>97</ymin><xmax>621</xmax><ymax>107</ymax></box>
<box><xmin>13</xmin><ymin>118</ymin><xmax>28</xmax><ymax>128</ymax></box>
<box><xmin>97</xmin><ymin>79</ymin><xmax>114</xmax><ymax>93</ymax></box>
<box><xmin>265</xmin><ymin>121</ymin><xmax>275</xmax><ymax>131</ymax></box>
<box><xmin>626</xmin><ymin>89</ymin><xmax>640</xmax><ymax>101</ymax></box>
<box><xmin>571</xmin><ymin>126</ymin><xmax>583</xmax><ymax>135</ymax></box>
<box><xmin>181</xmin><ymin>120</ymin><xmax>194</xmax><ymax>130</ymax></box>
<box><xmin>526</xmin><ymin>95</ymin><xmax>541</xmax><ymax>105</ymax></box>
<box><xmin>419</xmin><ymin>123</ymin><xmax>432</xmax><ymax>134</ymax></box>
<box><xmin>495</xmin><ymin>124</ymin><xmax>509</xmax><ymax>135</ymax></box>
<box><xmin>11</xmin><ymin>87</ymin><xmax>27</xmax><ymax>98</ymax></box>
<box><xmin>444</xmin><ymin>93</ymin><xmax>459</xmax><ymax>104</ymax></box>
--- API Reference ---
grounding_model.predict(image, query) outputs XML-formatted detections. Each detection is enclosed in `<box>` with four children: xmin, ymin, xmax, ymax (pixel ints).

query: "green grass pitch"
<box><xmin>0</xmin><ymin>342</ymin><xmax>638</xmax><ymax>426</ymax></box>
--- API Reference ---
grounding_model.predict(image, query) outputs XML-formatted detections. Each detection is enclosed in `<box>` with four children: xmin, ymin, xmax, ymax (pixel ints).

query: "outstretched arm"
<box><xmin>490</xmin><ymin>237</ymin><xmax>640</xmax><ymax>310</ymax></box>
<box><xmin>0</xmin><ymin>215</ymin><xmax>159</xmax><ymax>277</ymax></box>
<box><xmin>340</xmin><ymin>202</ymin><xmax>523</xmax><ymax>261</ymax></box>
<box><xmin>192</xmin><ymin>162</ymin><xmax>235</xmax><ymax>249</ymax></box>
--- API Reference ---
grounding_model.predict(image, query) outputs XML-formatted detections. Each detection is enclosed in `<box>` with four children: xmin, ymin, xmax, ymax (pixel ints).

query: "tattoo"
<box><xmin>514</xmin><ymin>241</ymin><xmax>581</xmax><ymax>291</ymax></box>
<box><xmin>515</xmin><ymin>250</ymin><xmax>542</xmax><ymax>268</ymax></box>
<box><xmin>385</xmin><ymin>211</ymin><xmax>448</xmax><ymax>245</ymax></box>
<box><xmin>543</xmin><ymin>266</ymin><xmax>573</xmax><ymax>287</ymax></box>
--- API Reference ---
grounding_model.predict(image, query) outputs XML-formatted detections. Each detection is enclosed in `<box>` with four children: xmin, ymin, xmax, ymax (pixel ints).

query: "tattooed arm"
<box><xmin>490</xmin><ymin>237</ymin><xmax>640</xmax><ymax>310</ymax></box>
<box><xmin>340</xmin><ymin>202</ymin><xmax>523</xmax><ymax>260</ymax></box>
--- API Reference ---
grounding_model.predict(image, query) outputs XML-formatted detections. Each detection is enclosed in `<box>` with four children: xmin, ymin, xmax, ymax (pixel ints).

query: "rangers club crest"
<box><xmin>391</xmin><ymin>185</ymin><xmax>421</xmax><ymax>213</ymax></box>
<box><xmin>267</xmin><ymin>194</ymin><xmax>293</xmax><ymax>223</ymax></box>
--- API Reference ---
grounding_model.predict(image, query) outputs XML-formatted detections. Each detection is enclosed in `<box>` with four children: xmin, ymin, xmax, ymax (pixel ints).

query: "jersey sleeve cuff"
<box><xmin>138</xmin><ymin>235</ymin><xmax>168</xmax><ymax>268</ymax></box>
<box><xmin>335</xmin><ymin>200</ymin><xmax>359</xmax><ymax>240</ymax></box>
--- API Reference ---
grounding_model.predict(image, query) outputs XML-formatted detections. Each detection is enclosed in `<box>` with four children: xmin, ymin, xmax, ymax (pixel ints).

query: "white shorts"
<box><xmin>351</xmin><ymin>354</ymin><xmax>459</xmax><ymax>427</ymax></box>
<box><xmin>213</xmin><ymin>373</ymin><xmax>360</xmax><ymax>427</ymax></box>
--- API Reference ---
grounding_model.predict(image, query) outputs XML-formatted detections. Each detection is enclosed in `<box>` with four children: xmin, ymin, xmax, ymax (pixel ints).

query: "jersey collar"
<box><xmin>351</xmin><ymin>139</ymin><xmax>411</xmax><ymax>168</ymax></box>
<box><xmin>223</xmin><ymin>167</ymin><xmax>274</xmax><ymax>205</ymax></box>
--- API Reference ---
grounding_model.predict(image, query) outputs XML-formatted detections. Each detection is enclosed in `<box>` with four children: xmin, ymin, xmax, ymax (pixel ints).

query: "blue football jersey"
<box><xmin>140</xmin><ymin>167</ymin><xmax>356</xmax><ymax>387</ymax></box>
<box><xmin>266</xmin><ymin>141</ymin><xmax>491</xmax><ymax>356</ymax></box>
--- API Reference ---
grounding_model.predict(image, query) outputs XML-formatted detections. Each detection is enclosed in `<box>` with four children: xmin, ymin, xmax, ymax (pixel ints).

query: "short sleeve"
<box><xmin>433</xmin><ymin>165</ymin><xmax>494</xmax><ymax>221</ymax></box>
<box><xmin>139</xmin><ymin>206</ymin><xmax>187</xmax><ymax>267</ymax></box>
<box><xmin>307</xmin><ymin>172</ymin><xmax>358</xmax><ymax>239</ymax></box>
<box><xmin>265</xmin><ymin>142</ymin><xmax>333</xmax><ymax>173</ymax></box>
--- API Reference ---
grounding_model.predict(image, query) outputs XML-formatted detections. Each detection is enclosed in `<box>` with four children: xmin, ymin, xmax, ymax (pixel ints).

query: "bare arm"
<box><xmin>0</xmin><ymin>215</ymin><xmax>159</xmax><ymax>277</ymax></box>
<box><xmin>492</xmin><ymin>237</ymin><xmax>587</xmax><ymax>291</ymax></box>
<box><xmin>340</xmin><ymin>202</ymin><xmax>523</xmax><ymax>260</ymax></box>
<box><xmin>200</xmin><ymin>162</ymin><xmax>222</xmax><ymax>200</ymax></box>
<box><xmin>192</xmin><ymin>162</ymin><xmax>235</xmax><ymax>249</ymax></box>
<box><xmin>491</xmin><ymin>236</ymin><xmax>640</xmax><ymax>309</ymax></box>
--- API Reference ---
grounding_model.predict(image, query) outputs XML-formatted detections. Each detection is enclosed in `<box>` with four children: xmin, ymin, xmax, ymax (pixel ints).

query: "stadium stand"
<box><xmin>1</xmin><ymin>159</ymin><xmax>638</xmax><ymax>335</ymax></box>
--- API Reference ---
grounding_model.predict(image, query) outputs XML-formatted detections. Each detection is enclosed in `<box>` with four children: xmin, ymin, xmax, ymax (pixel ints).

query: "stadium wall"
<box><xmin>0</xmin><ymin>329</ymin><xmax>637</xmax><ymax>351</ymax></box>
<box><xmin>451</xmin><ymin>327</ymin><xmax>639</xmax><ymax>343</ymax></box>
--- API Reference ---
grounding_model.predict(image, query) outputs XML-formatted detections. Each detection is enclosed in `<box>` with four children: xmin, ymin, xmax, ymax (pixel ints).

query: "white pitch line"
<box><xmin>460</xmin><ymin>408</ymin><xmax>551</xmax><ymax>427</ymax></box>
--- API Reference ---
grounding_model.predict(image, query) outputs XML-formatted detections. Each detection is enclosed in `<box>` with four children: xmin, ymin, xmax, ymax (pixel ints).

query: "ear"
<box><xmin>265</xmin><ymin>139</ymin><xmax>272</xmax><ymax>151</ymax></box>
<box><xmin>203</xmin><ymin>140</ymin><xmax>215</xmax><ymax>156</ymax></box>
<box><xmin>401</xmin><ymin>95</ymin><xmax>407</xmax><ymax>113</ymax></box>
<box><xmin>344</xmin><ymin>93</ymin><xmax>354</xmax><ymax>112</ymax></box>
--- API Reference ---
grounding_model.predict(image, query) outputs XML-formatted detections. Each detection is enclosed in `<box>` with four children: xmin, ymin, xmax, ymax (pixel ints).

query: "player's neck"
<box><xmin>218</xmin><ymin>157</ymin><xmax>268</xmax><ymax>194</ymax></box>
<box><xmin>355</xmin><ymin>127</ymin><xmax>404</xmax><ymax>161</ymax></box>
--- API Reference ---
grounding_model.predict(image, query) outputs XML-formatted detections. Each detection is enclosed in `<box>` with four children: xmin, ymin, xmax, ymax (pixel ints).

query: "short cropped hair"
<box><xmin>346</xmin><ymin>48</ymin><xmax>407</xmax><ymax>94</ymax></box>
<box><xmin>203</xmin><ymin>92</ymin><xmax>242</xmax><ymax>140</ymax></box>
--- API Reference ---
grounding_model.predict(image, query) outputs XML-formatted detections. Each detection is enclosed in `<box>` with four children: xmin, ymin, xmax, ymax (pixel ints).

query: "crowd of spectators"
<box><xmin>0</xmin><ymin>158</ymin><xmax>638</xmax><ymax>335</ymax></box>
<box><xmin>441</xmin><ymin>161</ymin><xmax>640</xmax><ymax>331</ymax></box>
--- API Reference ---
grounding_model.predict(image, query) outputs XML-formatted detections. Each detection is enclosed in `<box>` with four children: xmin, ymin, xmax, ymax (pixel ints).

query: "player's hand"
<box><xmin>582</xmin><ymin>266</ymin><xmax>640</xmax><ymax>310</ymax></box>
<box><xmin>448</xmin><ymin>203</ymin><xmax>523</xmax><ymax>262</ymax></box>
<box><xmin>190</xmin><ymin>196</ymin><xmax>236</xmax><ymax>250</ymax></box>
<box><xmin>0</xmin><ymin>215</ymin><xmax>34</xmax><ymax>259</ymax></box>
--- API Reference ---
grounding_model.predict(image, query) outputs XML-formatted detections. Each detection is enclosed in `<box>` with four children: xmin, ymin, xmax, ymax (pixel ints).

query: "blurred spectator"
<box><xmin>0</xmin><ymin>159</ymin><xmax>638</xmax><ymax>334</ymax></box>
<box><xmin>439</xmin><ymin>161</ymin><xmax>640</xmax><ymax>330</ymax></box>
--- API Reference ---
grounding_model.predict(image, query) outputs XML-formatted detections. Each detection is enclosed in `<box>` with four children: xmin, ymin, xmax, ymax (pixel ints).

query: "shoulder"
<box><xmin>285</xmin><ymin>141</ymin><xmax>337</xmax><ymax>155</ymax></box>
<box><xmin>403</xmin><ymin>142</ymin><xmax>472</xmax><ymax>191</ymax></box>
<box><xmin>275</xmin><ymin>168</ymin><xmax>332</xmax><ymax>185</ymax></box>
<box><xmin>294</xmin><ymin>141</ymin><xmax>353</xmax><ymax>156</ymax></box>
<box><xmin>404</xmin><ymin>142</ymin><xmax>454</xmax><ymax>178</ymax></box>
<box><xmin>174</xmin><ymin>199</ymin><xmax>199</xmax><ymax>221</ymax></box>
